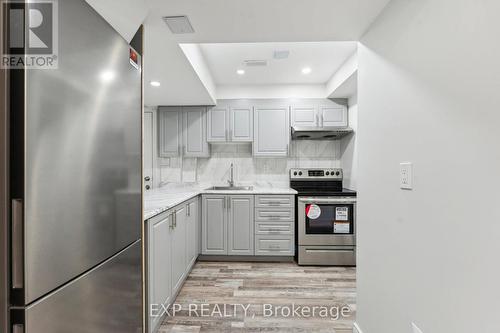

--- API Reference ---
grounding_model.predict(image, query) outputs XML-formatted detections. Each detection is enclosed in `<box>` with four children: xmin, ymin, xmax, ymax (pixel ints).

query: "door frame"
<box><xmin>144</xmin><ymin>107</ymin><xmax>159</xmax><ymax>189</ymax></box>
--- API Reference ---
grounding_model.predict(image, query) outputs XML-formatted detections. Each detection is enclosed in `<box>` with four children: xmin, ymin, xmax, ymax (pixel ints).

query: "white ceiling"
<box><xmin>85</xmin><ymin>0</ymin><xmax>392</xmax><ymax>105</ymax></box>
<box><xmin>198</xmin><ymin>42</ymin><xmax>357</xmax><ymax>85</ymax></box>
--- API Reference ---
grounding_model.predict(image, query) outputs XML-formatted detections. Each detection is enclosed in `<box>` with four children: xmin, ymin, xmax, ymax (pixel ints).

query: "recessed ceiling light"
<box><xmin>302</xmin><ymin>67</ymin><xmax>312</xmax><ymax>74</ymax></box>
<box><xmin>150</xmin><ymin>81</ymin><xmax>161</xmax><ymax>87</ymax></box>
<box><xmin>237</xmin><ymin>69</ymin><xmax>245</xmax><ymax>75</ymax></box>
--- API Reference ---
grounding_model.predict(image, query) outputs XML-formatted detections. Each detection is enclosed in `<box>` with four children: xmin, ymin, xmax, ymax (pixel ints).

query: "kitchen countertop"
<box><xmin>144</xmin><ymin>182</ymin><xmax>297</xmax><ymax>220</ymax></box>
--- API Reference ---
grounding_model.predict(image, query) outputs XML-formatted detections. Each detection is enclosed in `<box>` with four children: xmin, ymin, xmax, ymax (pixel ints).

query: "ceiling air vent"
<box><xmin>244</xmin><ymin>60</ymin><xmax>268</xmax><ymax>67</ymax></box>
<box><xmin>273</xmin><ymin>50</ymin><xmax>290</xmax><ymax>59</ymax></box>
<box><xmin>163</xmin><ymin>16</ymin><xmax>195</xmax><ymax>34</ymax></box>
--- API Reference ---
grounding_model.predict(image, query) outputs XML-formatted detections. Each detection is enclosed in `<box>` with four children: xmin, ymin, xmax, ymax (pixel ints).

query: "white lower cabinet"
<box><xmin>228</xmin><ymin>195</ymin><xmax>254</xmax><ymax>255</ymax></box>
<box><xmin>202</xmin><ymin>195</ymin><xmax>254</xmax><ymax>255</ymax></box>
<box><xmin>147</xmin><ymin>198</ymin><xmax>201</xmax><ymax>333</ymax></box>
<box><xmin>202</xmin><ymin>194</ymin><xmax>294</xmax><ymax>257</ymax></box>
<box><xmin>201</xmin><ymin>195</ymin><xmax>227</xmax><ymax>255</ymax></box>
<box><xmin>171</xmin><ymin>205</ymin><xmax>187</xmax><ymax>292</ymax></box>
<box><xmin>185</xmin><ymin>198</ymin><xmax>198</xmax><ymax>268</ymax></box>
<box><xmin>147</xmin><ymin>212</ymin><xmax>173</xmax><ymax>332</ymax></box>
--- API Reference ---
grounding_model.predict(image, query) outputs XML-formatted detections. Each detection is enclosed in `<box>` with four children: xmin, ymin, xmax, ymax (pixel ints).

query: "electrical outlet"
<box><xmin>412</xmin><ymin>322</ymin><xmax>423</xmax><ymax>333</ymax></box>
<box><xmin>400</xmin><ymin>162</ymin><xmax>413</xmax><ymax>190</ymax></box>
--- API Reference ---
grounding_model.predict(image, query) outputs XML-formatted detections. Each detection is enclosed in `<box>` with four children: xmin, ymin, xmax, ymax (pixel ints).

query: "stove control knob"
<box><xmin>336</xmin><ymin>171</ymin><xmax>340</xmax><ymax>176</ymax></box>
<box><xmin>326</xmin><ymin>171</ymin><xmax>330</xmax><ymax>176</ymax></box>
<box><xmin>293</xmin><ymin>171</ymin><xmax>297</xmax><ymax>176</ymax></box>
<box><xmin>298</xmin><ymin>171</ymin><xmax>303</xmax><ymax>176</ymax></box>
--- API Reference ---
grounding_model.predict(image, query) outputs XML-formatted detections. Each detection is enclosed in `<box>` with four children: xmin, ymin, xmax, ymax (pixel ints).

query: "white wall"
<box><xmin>217</xmin><ymin>84</ymin><xmax>327</xmax><ymax>100</ymax></box>
<box><xmin>326</xmin><ymin>51</ymin><xmax>358</xmax><ymax>97</ymax></box>
<box><xmin>179</xmin><ymin>44</ymin><xmax>217</xmax><ymax>104</ymax></box>
<box><xmin>340</xmin><ymin>96</ymin><xmax>357</xmax><ymax>190</ymax></box>
<box><xmin>357</xmin><ymin>0</ymin><xmax>500</xmax><ymax>332</ymax></box>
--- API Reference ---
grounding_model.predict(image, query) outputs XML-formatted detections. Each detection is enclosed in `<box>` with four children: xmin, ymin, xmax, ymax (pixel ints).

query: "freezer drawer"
<box><xmin>10</xmin><ymin>241</ymin><xmax>142</xmax><ymax>333</ymax></box>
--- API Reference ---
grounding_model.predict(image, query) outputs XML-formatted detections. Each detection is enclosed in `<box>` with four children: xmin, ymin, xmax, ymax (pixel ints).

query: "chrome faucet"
<box><xmin>227</xmin><ymin>163</ymin><xmax>235</xmax><ymax>187</ymax></box>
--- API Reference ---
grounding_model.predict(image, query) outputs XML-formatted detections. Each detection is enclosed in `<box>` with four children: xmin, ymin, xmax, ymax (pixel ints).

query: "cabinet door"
<box><xmin>319</xmin><ymin>105</ymin><xmax>347</xmax><ymax>127</ymax></box>
<box><xmin>171</xmin><ymin>205</ymin><xmax>187</xmax><ymax>293</ymax></box>
<box><xmin>253</xmin><ymin>106</ymin><xmax>290</xmax><ymax>157</ymax></box>
<box><xmin>183</xmin><ymin>107</ymin><xmax>210</xmax><ymax>157</ymax></box>
<box><xmin>147</xmin><ymin>213</ymin><xmax>172</xmax><ymax>331</ymax></box>
<box><xmin>228</xmin><ymin>195</ymin><xmax>254</xmax><ymax>255</ymax></box>
<box><xmin>158</xmin><ymin>107</ymin><xmax>181</xmax><ymax>157</ymax></box>
<box><xmin>207</xmin><ymin>106</ymin><xmax>228</xmax><ymax>142</ymax></box>
<box><xmin>202</xmin><ymin>195</ymin><xmax>227</xmax><ymax>255</ymax></box>
<box><xmin>230</xmin><ymin>106</ymin><xmax>253</xmax><ymax>142</ymax></box>
<box><xmin>291</xmin><ymin>105</ymin><xmax>318</xmax><ymax>127</ymax></box>
<box><xmin>185</xmin><ymin>199</ymin><xmax>198</xmax><ymax>269</ymax></box>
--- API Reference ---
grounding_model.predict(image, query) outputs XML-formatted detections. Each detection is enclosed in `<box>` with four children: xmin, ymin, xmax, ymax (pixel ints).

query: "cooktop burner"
<box><xmin>289</xmin><ymin>168</ymin><xmax>356</xmax><ymax>197</ymax></box>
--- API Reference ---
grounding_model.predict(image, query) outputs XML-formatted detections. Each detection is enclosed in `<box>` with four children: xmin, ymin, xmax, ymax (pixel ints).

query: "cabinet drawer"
<box><xmin>255</xmin><ymin>222</ymin><xmax>294</xmax><ymax>235</ymax></box>
<box><xmin>255</xmin><ymin>195</ymin><xmax>294</xmax><ymax>208</ymax></box>
<box><xmin>255</xmin><ymin>207</ymin><xmax>294</xmax><ymax>222</ymax></box>
<box><xmin>255</xmin><ymin>235</ymin><xmax>294</xmax><ymax>256</ymax></box>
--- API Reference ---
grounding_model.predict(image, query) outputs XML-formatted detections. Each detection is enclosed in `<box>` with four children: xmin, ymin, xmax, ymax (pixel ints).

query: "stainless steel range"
<box><xmin>290</xmin><ymin>168</ymin><xmax>357</xmax><ymax>266</ymax></box>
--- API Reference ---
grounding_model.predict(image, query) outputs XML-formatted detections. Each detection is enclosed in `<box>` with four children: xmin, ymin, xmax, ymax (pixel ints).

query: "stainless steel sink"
<box><xmin>205</xmin><ymin>186</ymin><xmax>254</xmax><ymax>191</ymax></box>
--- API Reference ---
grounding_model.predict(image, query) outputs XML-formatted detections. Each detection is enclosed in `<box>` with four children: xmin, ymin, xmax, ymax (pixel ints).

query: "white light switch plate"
<box><xmin>412</xmin><ymin>322</ymin><xmax>423</xmax><ymax>333</ymax></box>
<box><xmin>400</xmin><ymin>162</ymin><xmax>413</xmax><ymax>190</ymax></box>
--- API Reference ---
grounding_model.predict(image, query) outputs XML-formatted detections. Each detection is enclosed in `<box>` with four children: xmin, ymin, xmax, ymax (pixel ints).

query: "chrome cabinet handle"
<box><xmin>223</xmin><ymin>197</ymin><xmax>225</xmax><ymax>209</ymax></box>
<box><xmin>228</xmin><ymin>197</ymin><xmax>231</xmax><ymax>210</ymax></box>
<box><xmin>173</xmin><ymin>212</ymin><xmax>177</xmax><ymax>228</ymax></box>
<box><xmin>169</xmin><ymin>214</ymin><xmax>174</xmax><ymax>229</ymax></box>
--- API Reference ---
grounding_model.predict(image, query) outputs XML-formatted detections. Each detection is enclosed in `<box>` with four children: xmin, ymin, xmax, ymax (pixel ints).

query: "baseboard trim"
<box><xmin>198</xmin><ymin>255</ymin><xmax>295</xmax><ymax>262</ymax></box>
<box><xmin>353</xmin><ymin>322</ymin><xmax>363</xmax><ymax>333</ymax></box>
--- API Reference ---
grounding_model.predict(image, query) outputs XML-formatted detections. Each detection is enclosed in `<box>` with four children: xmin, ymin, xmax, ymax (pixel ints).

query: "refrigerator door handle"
<box><xmin>12</xmin><ymin>199</ymin><xmax>24</xmax><ymax>289</ymax></box>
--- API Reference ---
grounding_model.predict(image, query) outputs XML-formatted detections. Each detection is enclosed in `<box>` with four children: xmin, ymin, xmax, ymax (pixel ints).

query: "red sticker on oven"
<box><xmin>306</xmin><ymin>204</ymin><xmax>321</xmax><ymax>219</ymax></box>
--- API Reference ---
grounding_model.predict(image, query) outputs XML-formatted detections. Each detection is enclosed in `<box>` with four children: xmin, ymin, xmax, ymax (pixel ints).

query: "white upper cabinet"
<box><xmin>183</xmin><ymin>107</ymin><xmax>210</xmax><ymax>157</ymax></box>
<box><xmin>253</xmin><ymin>106</ymin><xmax>290</xmax><ymax>157</ymax></box>
<box><xmin>291</xmin><ymin>102</ymin><xmax>348</xmax><ymax>128</ymax></box>
<box><xmin>230</xmin><ymin>107</ymin><xmax>253</xmax><ymax>142</ymax></box>
<box><xmin>158</xmin><ymin>107</ymin><xmax>181</xmax><ymax>157</ymax></box>
<box><xmin>291</xmin><ymin>105</ymin><xmax>318</xmax><ymax>127</ymax></box>
<box><xmin>320</xmin><ymin>105</ymin><xmax>348</xmax><ymax>127</ymax></box>
<box><xmin>207</xmin><ymin>106</ymin><xmax>228</xmax><ymax>142</ymax></box>
<box><xmin>159</xmin><ymin>106</ymin><xmax>210</xmax><ymax>158</ymax></box>
<box><xmin>207</xmin><ymin>104</ymin><xmax>253</xmax><ymax>143</ymax></box>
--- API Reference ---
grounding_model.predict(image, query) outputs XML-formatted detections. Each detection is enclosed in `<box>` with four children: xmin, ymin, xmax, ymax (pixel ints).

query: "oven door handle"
<box><xmin>299</xmin><ymin>197</ymin><xmax>357</xmax><ymax>204</ymax></box>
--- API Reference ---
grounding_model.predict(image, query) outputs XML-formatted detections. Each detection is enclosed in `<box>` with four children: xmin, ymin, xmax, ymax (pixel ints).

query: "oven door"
<box><xmin>298</xmin><ymin>197</ymin><xmax>356</xmax><ymax>246</ymax></box>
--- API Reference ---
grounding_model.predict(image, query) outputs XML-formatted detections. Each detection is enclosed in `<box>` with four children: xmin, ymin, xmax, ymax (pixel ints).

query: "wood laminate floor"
<box><xmin>159</xmin><ymin>261</ymin><xmax>356</xmax><ymax>333</ymax></box>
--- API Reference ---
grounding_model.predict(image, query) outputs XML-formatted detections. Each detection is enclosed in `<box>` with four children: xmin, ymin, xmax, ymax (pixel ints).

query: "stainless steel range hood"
<box><xmin>291</xmin><ymin>126</ymin><xmax>354</xmax><ymax>140</ymax></box>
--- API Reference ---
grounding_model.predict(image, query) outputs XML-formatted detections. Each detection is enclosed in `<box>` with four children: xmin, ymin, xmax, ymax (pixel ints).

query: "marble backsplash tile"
<box><xmin>159</xmin><ymin>141</ymin><xmax>340</xmax><ymax>184</ymax></box>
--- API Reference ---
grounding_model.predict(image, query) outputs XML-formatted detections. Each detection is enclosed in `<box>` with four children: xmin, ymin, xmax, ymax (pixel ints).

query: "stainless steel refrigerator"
<box><xmin>6</xmin><ymin>0</ymin><xmax>143</xmax><ymax>332</ymax></box>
